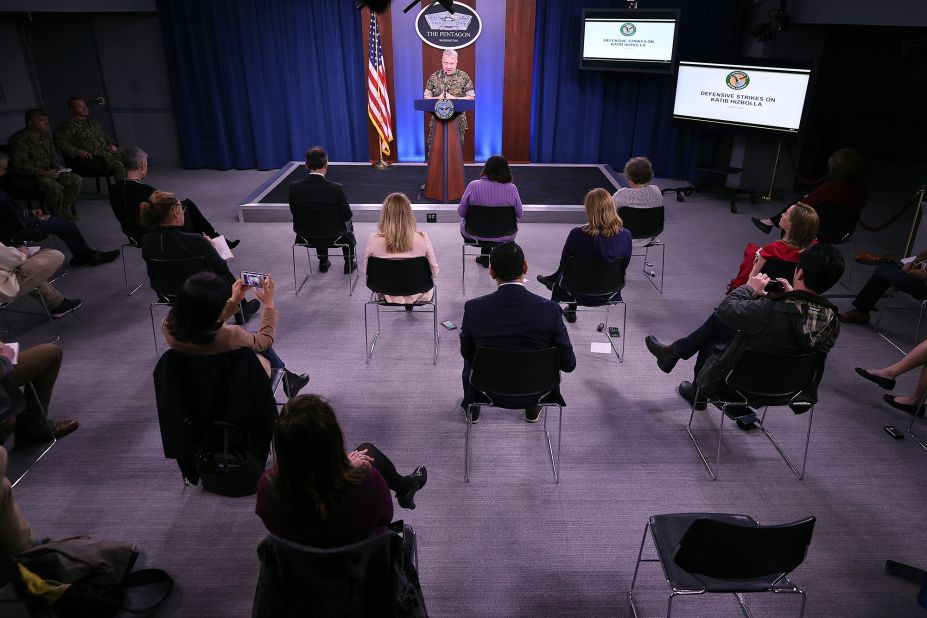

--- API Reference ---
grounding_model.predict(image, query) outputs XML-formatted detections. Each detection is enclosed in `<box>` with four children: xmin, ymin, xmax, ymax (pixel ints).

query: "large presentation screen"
<box><xmin>580</xmin><ymin>9</ymin><xmax>680</xmax><ymax>74</ymax></box>
<box><xmin>673</xmin><ymin>59</ymin><xmax>813</xmax><ymax>137</ymax></box>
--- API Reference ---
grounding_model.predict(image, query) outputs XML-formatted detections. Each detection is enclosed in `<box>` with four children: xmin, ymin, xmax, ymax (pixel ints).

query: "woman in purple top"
<box><xmin>458</xmin><ymin>154</ymin><xmax>523</xmax><ymax>267</ymax></box>
<box><xmin>537</xmin><ymin>189</ymin><xmax>633</xmax><ymax>322</ymax></box>
<box><xmin>255</xmin><ymin>395</ymin><xmax>427</xmax><ymax>548</ymax></box>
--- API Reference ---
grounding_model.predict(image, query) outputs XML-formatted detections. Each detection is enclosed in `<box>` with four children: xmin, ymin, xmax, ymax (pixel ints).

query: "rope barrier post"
<box><xmin>903</xmin><ymin>184</ymin><xmax>927</xmax><ymax>258</ymax></box>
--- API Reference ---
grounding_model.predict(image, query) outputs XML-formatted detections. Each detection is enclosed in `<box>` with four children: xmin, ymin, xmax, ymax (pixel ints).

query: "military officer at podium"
<box><xmin>424</xmin><ymin>49</ymin><xmax>474</xmax><ymax>160</ymax></box>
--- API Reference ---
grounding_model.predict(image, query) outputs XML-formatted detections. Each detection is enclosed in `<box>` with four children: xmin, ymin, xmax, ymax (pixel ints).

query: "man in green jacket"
<box><xmin>8</xmin><ymin>109</ymin><xmax>82</xmax><ymax>220</ymax></box>
<box><xmin>54</xmin><ymin>97</ymin><xmax>125</xmax><ymax>181</ymax></box>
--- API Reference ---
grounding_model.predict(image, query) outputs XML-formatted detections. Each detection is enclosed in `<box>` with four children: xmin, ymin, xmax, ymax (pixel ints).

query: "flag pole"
<box><xmin>373</xmin><ymin>138</ymin><xmax>389</xmax><ymax>169</ymax></box>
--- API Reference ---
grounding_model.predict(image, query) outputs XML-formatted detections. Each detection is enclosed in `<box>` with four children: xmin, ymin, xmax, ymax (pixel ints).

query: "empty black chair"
<box><xmin>461</xmin><ymin>205</ymin><xmax>517</xmax><ymax>280</ymax></box>
<box><xmin>618</xmin><ymin>206</ymin><xmax>665</xmax><ymax>292</ymax></box>
<box><xmin>816</xmin><ymin>204</ymin><xmax>859</xmax><ymax>286</ymax></box>
<box><xmin>465</xmin><ymin>347</ymin><xmax>565</xmax><ymax>482</ymax></box>
<box><xmin>292</xmin><ymin>205</ymin><xmax>357</xmax><ymax>296</ymax></box>
<box><xmin>252</xmin><ymin>525</ymin><xmax>426</xmax><ymax>618</ymax></box>
<box><xmin>759</xmin><ymin>257</ymin><xmax>798</xmax><ymax>284</ymax></box>
<box><xmin>557</xmin><ymin>256</ymin><xmax>628</xmax><ymax>362</ymax></box>
<box><xmin>146</xmin><ymin>256</ymin><xmax>213</xmax><ymax>357</ymax></box>
<box><xmin>628</xmin><ymin>512</ymin><xmax>816</xmax><ymax>617</ymax></box>
<box><xmin>153</xmin><ymin>348</ymin><xmax>276</xmax><ymax>492</ymax></box>
<box><xmin>364</xmin><ymin>256</ymin><xmax>438</xmax><ymax>365</ymax></box>
<box><xmin>688</xmin><ymin>347</ymin><xmax>827</xmax><ymax>480</ymax></box>
<box><xmin>61</xmin><ymin>153</ymin><xmax>111</xmax><ymax>194</ymax></box>
<box><xmin>0</xmin><ymin>200</ymin><xmax>25</xmax><ymax>247</ymax></box>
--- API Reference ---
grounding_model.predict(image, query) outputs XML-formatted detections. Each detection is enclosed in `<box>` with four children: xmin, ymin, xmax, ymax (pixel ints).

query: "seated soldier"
<box><xmin>7</xmin><ymin>109</ymin><xmax>81</xmax><ymax>221</ymax></box>
<box><xmin>645</xmin><ymin>244</ymin><xmax>844</xmax><ymax>427</ymax></box>
<box><xmin>0</xmin><ymin>152</ymin><xmax>119</xmax><ymax>267</ymax></box>
<box><xmin>53</xmin><ymin>97</ymin><xmax>126</xmax><ymax>181</ymax></box>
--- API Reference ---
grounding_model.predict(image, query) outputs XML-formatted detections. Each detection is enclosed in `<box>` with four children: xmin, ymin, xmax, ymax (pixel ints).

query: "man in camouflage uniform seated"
<box><xmin>54</xmin><ymin>97</ymin><xmax>125</xmax><ymax>181</ymax></box>
<box><xmin>8</xmin><ymin>109</ymin><xmax>82</xmax><ymax>220</ymax></box>
<box><xmin>423</xmin><ymin>48</ymin><xmax>475</xmax><ymax>160</ymax></box>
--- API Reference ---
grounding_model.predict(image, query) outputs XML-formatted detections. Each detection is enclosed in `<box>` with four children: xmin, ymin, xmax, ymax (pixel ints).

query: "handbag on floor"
<box><xmin>193</xmin><ymin>421</ymin><xmax>264</xmax><ymax>497</ymax></box>
<box><xmin>17</xmin><ymin>536</ymin><xmax>138</xmax><ymax>588</ymax></box>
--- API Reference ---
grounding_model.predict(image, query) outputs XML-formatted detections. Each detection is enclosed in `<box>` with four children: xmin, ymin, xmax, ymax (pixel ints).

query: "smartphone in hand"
<box><xmin>241</xmin><ymin>271</ymin><xmax>269</xmax><ymax>288</ymax></box>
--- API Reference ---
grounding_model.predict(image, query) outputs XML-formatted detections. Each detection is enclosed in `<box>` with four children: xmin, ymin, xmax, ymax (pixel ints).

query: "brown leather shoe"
<box><xmin>854</xmin><ymin>252</ymin><xmax>896</xmax><ymax>266</ymax></box>
<box><xmin>840</xmin><ymin>309</ymin><xmax>870</xmax><ymax>324</ymax></box>
<box><xmin>16</xmin><ymin>420</ymin><xmax>79</xmax><ymax>446</ymax></box>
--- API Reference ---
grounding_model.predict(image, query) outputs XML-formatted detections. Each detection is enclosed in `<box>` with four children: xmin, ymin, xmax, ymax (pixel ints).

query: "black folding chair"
<box><xmin>628</xmin><ymin>512</ymin><xmax>815</xmax><ymax>617</ymax></box>
<box><xmin>461</xmin><ymin>205</ymin><xmax>517</xmax><ymax>281</ymax></box>
<box><xmin>62</xmin><ymin>154</ymin><xmax>112</xmax><ymax>194</ymax></box>
<box><xmin>465</xmin><ymin>347</ymin><xmax>565</xmax><ymax>483</ymax></box>
<box><xmin>816</xmin><ymin>204</ymin><xmax>859</xmax><ymax>287</ymax></box>
<box><xmin>122</xmin><ymin>237</ymin><xmax>145</xmax><ymax>296</ymax></box>
<box><xmin>146</xmin><ymin>256</ymin><xmax>214</xmax><ymax>358</ymax></box>
<box><xmin>618</xmin><ymin>206</ymin><xmax>665</xmax><ymax>293</ymax></box>
<box><xmin>292</xmin><ymin>206</ymin><xmax>357</xmax><ymax>296</ymax></box>
<box><xmin>759</xmin><ymin>257</ymin><xmax>798</xmax><ymax>284</ymax></box>
<box><xmin>364</xmin><ymin>256</ymin><xmax>438</xmax><ymax>365</ymax></box>
<box><xmin>0</xmin><ymin>145</ymin><xmax>45</xmax><ymax>211</ymax></box>
<box><xmin>557</xmin><ymin>256</ymin><xmax>628</xmax><ymax>362</ymax></box>
<box><xmin>688</xmin><ymin>347</ymin><xmax>827</xmax><ymax>480</ymax></box>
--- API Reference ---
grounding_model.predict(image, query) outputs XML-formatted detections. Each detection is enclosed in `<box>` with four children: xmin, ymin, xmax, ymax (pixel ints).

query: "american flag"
<box><xmin>367</xmin><ymin>12</ymin><xmax>394</xmax><ymax>156</ymax></box>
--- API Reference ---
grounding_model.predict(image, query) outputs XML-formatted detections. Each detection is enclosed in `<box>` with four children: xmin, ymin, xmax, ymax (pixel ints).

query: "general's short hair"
<box><xmin>122</xmin><ymin>147</ymin><xmax>148</xmax><ymax>171</ymax></box>
<box><xmin>24</xmin><ymin>108</ymin><xmax>46</xmax><ymax>124</ymax></box>
<box><xmin>442</xmin><ymin>49</ymin><xmax>458</xmax><ymax>59</ymax></box>
<box><xmin>306</xmin><ymin>146</ymin><xmax>328</xmax><ymax>170</ymax></box>
<box><xmin>798</xmin><ymin>243</ymin><xmax>845</xmax><ymax>294</ymax></box>
<box><xmin>67</xmin><ymin>97</ymin><xmax>85</xmax><ymax>110</ymax></box>
<box><xmin>490</xmin><ymin>241</ymin><xmax>525</xmax><ymax>282</ymax></box>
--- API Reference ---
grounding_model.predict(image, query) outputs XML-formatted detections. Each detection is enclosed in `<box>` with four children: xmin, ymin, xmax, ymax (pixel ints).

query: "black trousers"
<box><xmin>16</xmin><ymin>216</ymin><xmax>91</xmax><ymax>257</ymax></box>
<box><xmin>672</xmin><ymin>312</ymin><xmax>738</xmax><ymax>380</ymax></box>
<box><xmin>180</xmin><ymin>199</ymin><xmax>220</xmax><ymax>238</ymax></box>
<box><xmin>853</xmin><ymin>261</ymin><xmax>927</xmax><ymax>312</ymax></box>
<box><xmin>297</xmin><ymin>231</ymin><xmax>357</xmax><ymax>262</ymax></box>
<box><xmin>355</xmin><ymin>442</ymin><xmax>412</xmax><ymax>495</ymax></box>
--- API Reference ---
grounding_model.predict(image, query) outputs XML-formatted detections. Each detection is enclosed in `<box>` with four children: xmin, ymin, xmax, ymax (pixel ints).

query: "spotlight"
<box><xmin>355</xmin><ymin>0</ymin><xmax>391</xmax><ymax>13</ymax></box>
<box><xmin>402</xmin><ymin>0</ymin><xmax>455</xmax><ymax>14</ymax></box>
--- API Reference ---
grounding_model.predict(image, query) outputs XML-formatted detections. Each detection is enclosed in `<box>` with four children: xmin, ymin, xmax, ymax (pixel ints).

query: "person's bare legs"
<box><xmin>864</xmin><ymin>339</ymin><xmax>927</xmax><ymax>406</ymax></box>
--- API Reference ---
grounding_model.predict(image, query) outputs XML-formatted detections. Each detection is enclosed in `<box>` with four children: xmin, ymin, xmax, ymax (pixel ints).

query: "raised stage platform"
<box><xmin>238</xmin><ymin>163</ymin><xmax>625</xmax><ymax>223</ymax></box>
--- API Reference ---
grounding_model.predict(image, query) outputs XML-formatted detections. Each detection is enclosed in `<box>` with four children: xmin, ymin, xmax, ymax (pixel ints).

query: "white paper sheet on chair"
<box><xmin>209</xmin><ymin>236</ymin><xmax>234</xmax><ymax>261</ymax></box>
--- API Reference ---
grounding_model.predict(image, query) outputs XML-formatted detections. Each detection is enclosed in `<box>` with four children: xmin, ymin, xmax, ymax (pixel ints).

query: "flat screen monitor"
<box><xmin>580</xmin><ymin>9</ymin><xmax>680</xmax><ymax>74</ymax></box>
<box><xmin>672</xmin><ymin>58</ymin><xmax>814</xmax><ymax>137</ymax></box>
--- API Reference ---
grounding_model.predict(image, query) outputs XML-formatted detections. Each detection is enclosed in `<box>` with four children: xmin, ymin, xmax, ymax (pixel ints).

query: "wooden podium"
<box><xmin>414</xmin><ymin>98</ymin><xmax>475</xmax><ymax>203</ymax></box>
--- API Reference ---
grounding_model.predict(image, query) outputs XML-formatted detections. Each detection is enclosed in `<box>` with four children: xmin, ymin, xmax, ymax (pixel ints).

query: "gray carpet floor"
<box><xmin>5</xmin><ymin>164</ymin><xmax>927</xmax><ymax>617</ymax></box>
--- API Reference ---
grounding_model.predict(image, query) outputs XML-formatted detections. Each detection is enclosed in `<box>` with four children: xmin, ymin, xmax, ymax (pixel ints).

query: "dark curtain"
<box><xmin>158</xmin><ymin>0</ymin><xmax>368</xmax><ymax>170</ymax></box>
<box><xmin>531</xmin><ymin>0</ymin><xmax>743</xmax><ymax>179</ymax></box>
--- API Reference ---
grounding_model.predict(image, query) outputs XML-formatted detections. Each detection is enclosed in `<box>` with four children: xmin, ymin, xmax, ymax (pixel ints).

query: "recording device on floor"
<box><xmin>764</xmin><ymin>279</ymin><xmax>785</xmax><ymax>294</ymax></box>
<box><xmin>241</xmin><ymin>271</ymin><xmax>269</xmax><ymax>288</ymax></box>
<box><xmin>884</xmin><ymin>425</ymin><xmax>905</xmax><ymax>440</ymax></box>
<box><xmin>597</xmin><ymin>323</ymin><xmax>605</xmax><ymax>332</ymax></box>
<box><xmin>608</xmin><ymin>327</ymin><xmax>621</xmax><ymax>338</ymax></box>
<box><xmin>441</xmin><ymin>320</ymin><xmax>457</xmax><ymax>330</ymax></box>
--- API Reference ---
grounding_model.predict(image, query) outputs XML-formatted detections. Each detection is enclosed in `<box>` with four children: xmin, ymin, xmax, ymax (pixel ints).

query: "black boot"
<box><xmin>396</xmin><ymin>466</ymin><xmax>427</xmax><ymax>509</ymax></box>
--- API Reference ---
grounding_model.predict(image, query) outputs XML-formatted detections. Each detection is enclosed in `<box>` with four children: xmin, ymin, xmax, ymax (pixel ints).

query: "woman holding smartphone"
<box><xmin>162</xmin><ymin>271</ymin><xmax>309</xmax><ymax>398</ymax></box>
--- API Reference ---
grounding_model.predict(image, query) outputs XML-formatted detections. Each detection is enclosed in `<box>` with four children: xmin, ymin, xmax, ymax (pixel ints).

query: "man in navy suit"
<box><xmin>459</xmin><ymin>241</ymin><xmax>576</xmax><ymax>423</ymax></box>
<box><xmin>288</xmin><ymin>146</ymin><xmax>356</xmax><ymax>274</ymax></box>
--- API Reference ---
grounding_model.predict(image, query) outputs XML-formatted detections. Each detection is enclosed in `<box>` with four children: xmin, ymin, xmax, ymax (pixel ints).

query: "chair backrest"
<box><xmin>253</xmin><ymin>530</ymin><xmax>426</xmax><ymax>618</ymax></box>
<box><xmin>617</xmin><ymin>206</ymin><xmax>664</xmax><ymax>239</ymax></box>
<box><xmin>463</xmin><ymin>205</ymin><xmax>517</xmax><ymax>239</ymax></box>
<box><xmin>759</xmin><ymin>258</ymin><xmax>798</xmax><ymax>284</ymax></box>
<box><xmin>558</xmin><ymin>256</ymin><xmax>627</xmax><ymax>299</ymax></box>
<box><xmin>292</xmin><ymin>205</ymin><xmax>348</xmax><ymax>241</ymax></box>
<box><xmin>726</xmin><ymin>348</ymin><xmax>826</xmax><ymax>407</ymax></box>
<box><xmin>0</xmin><ymin>201</ymin><xmax>25</xmax><ymax>245</ymax></box>
<box><xmin>366</xmin><ymin>256</ymin><xmax>434</xmax><ymax>297</ymax></box>
<box><xmin>470</xmin><ymin>347</ymin><xmax>560</xmax><ymax>399</ymax></box>
<box><xmin>674</xmin><ymin>516</ymin><xmax>816</xmax><ymax>580</ymax></box>
<box><xmin>815</xmin><ymin>204</ymin><xmax>860</xmax><ymax>242</ymax></box>
<box><xmin>147</xmin><ymin>256</ymin><xmax>213</xmax><ymax>300</ymax></box>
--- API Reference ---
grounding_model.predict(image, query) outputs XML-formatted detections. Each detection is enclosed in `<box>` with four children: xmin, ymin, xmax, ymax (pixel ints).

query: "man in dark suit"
<box><xmin>460</xmin><ymin>241</ymin><xmax>576</xmax><ymax>423</ymax></box>
<box><xmin>288</xmin><ymin>146</ymin><xmax>356</xmax><ymax>274</ymax></box>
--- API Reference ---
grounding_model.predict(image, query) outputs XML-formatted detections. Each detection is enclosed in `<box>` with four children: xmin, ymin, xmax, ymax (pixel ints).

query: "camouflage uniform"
<box><xmin>54</xmin><ymin>117</ymin><xmax>125</xmax><ymax>180</ymax></box>
<box><xmin>424</xmin><ymin>69</ymin><xmax>474</xmax><ymax>159</ymax></box>
<box><xmin>8</xmin><ymin>128</ymin><xmax>82</xmax><ymax>217</ymax></box>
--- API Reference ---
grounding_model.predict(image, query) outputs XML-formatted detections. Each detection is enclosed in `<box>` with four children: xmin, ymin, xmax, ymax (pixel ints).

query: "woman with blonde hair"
<box><xmin>363</xmin><ymin>192</ymin><xmax>439</xmax><ymax>307</ymax></box>
<box><xmin>537</xmin><ymin>188</ymin><xmax>632</xmax><ymax>322</ymax></box>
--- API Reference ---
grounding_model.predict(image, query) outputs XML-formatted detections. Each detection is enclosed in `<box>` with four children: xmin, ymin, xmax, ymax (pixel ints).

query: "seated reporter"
<box><xmin>841</xmin><ymin>250</ymin><xmax>927</xmax><ymax>325</ymax></box>
<box><xmin>645</xmin><ymin>244</ymin><xmax>844</xmax><ymax>413</ymax></box>
<box><xmin>0</xmin><ymin>152</ymin><xmax>118</xmax><ymax>266</ymax></box>
<box><xmin>458</xmin><ymin>154</ymin><xmax>523</xmax><ymax>267</ymax></box>
<box><xmin>536</xmin><ymin>188</ymin><xmax>631</xmax><ymax>322</ymax></box>
<box><xmin>140</xmin><ymin>191</ymin><xmax>258</xmax><ymax>321</ymax></box>
<box><xmin>111</xmin><ymin>148</ymin><xmax>238</xmax><ymax>247</ymax></box>
<box><xmin>0</xmin><ymin>243</ymin><xmax>81</xmax><ymax>319</ymax></box>
<box><xmin>162</xmin><ymin>272</ymin><xmax>308</xmax><ymax>399</ymax></box>
<box><xmin>612</xmin><ymin>156</ymin><xmax>663</xmax><ymax>247</ymax></box>
<box><xmin>856</xmin><ymin>337</ymin><xmax>927</xmax><ymax>416</ymax></box>
<box><xmin>255</xmin><ymin>394</ymin><xmax>427</xmax><ymax>548</ymax></box>
<box><xmin>0</xmin><ymin>341</ymin><xmax>77</xmax><ymax>447</ymax></box>
<box><xmin>363</xmin><ymin>192</ymin><xmax>439</xmax><ymax>308</ymax></box>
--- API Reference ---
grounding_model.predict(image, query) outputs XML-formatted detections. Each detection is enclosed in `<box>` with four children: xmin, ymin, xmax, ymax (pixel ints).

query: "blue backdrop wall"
<box><xmin>531</xmin><ymin>0</ymin><xmax>743</xmax><ymax>179</ymax></box>
<box><xmin>158</xmin><ymin>0</ymin><xmax>369</xmax><ymax>170</ymax></box>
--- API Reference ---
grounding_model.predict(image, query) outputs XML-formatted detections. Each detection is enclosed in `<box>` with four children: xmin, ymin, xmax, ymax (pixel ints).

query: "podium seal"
<box><xmin>434</xmin><ymin>99</ymin><xmax>455</xmax><ymax>120</ymax></box>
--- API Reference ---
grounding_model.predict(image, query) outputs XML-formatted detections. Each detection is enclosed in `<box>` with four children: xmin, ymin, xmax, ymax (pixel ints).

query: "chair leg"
<box><xmin>364</xmin><ymin>301</ymin><xmax>381</xmax><ymax>364</ymax></box>
<box><xmin>733</xmin><ymin>592</ymin><xmax>750</xmax><ymax>618</ymax></box>
<box><xmin>627</xmin><ymin>522</ymin><xmax>652</xmax><ymax>618</ymax></box>
<box><xmin>10</xmin><ymin>382</ymin><xmax>57</xmax><ymax>488</ymax></box>
<box><xmin>602</xmin><ymin>303</ymin><xmax>626</xmax><ymax>363</ymax></box>
<box><xmin>150</xmin><ymin>304</ymin><xmax>161</xmax><ymax>360</ymax></box>
<box><xmin>122</xmin><ymin>245</ymin><xmax>144</xmax><ymax>296</ymax></box>
<box><xmin>35</xmin><ymin>292</ymin><xmax>60</xmax><ymax>344</ymax></box>
<box><xmin>686</xmin><ymin>389</ymin><xmax>721</xmax><ymax>480</ymax></box>
<box><xmin>432</xmin><ymin>301</ymin><xmax>438</xmax><ymax>365</ymax></box>
<box><xmin>347</xmin><ymin>246</ymin><xmax>358</xmax><ymax>296</ymax></box>
<box><xmin>907</xmin><ymin>396</ymin><xmax>927</xmax><ymax>452</ymax></box>
<box><xmin>916</xmin><ymin>302</ymin><xmax>925</xmax><ymax>345</ymax></box>
<box><xmin>759</xmin><ymin>405</ymin><xmax>814</xmax><ymax>479</ymax></box>
<box><xmin>461</xmin><ymin>243</ymin><xmax>466</xmax><ymax>283</ymax></box>
<box><xmin>293</xmin><ymin>245</ymin><xmax>312</xmax><ymax>295</ymax></box>
<box><xmin>541</xmin><ymin>405</ymin><xmax>563</xmax><ymax>483</ymax></box>
<box><xmin>464</xmin><ymin>403</ymin><xmax>475</xmax><ymax>482</ymax></box>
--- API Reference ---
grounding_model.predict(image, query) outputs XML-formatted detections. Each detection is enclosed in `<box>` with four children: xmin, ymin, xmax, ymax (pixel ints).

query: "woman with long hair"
<box><xmin>363</xmin><ymin>192</ymin><xmax>439</xmax><ymax>306</ymax></box>
<box><xmin>458</xmin><ymin>154</ymin><xmax>523</xmax><ymax>267</ymax></box>
<box><xmin>255</xmin><ymin>395</ymin><xmax>427</xmax><ymax>547</ymax></box>
<box><xmin>162</xmin><ymin>271</ymin><xmax>309</xmax><ymax>398</ymax></box>
<box><xmin>537</xmin><ymin>188</ymin><xmax>632</xmax><ymax>322</ymax></box>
